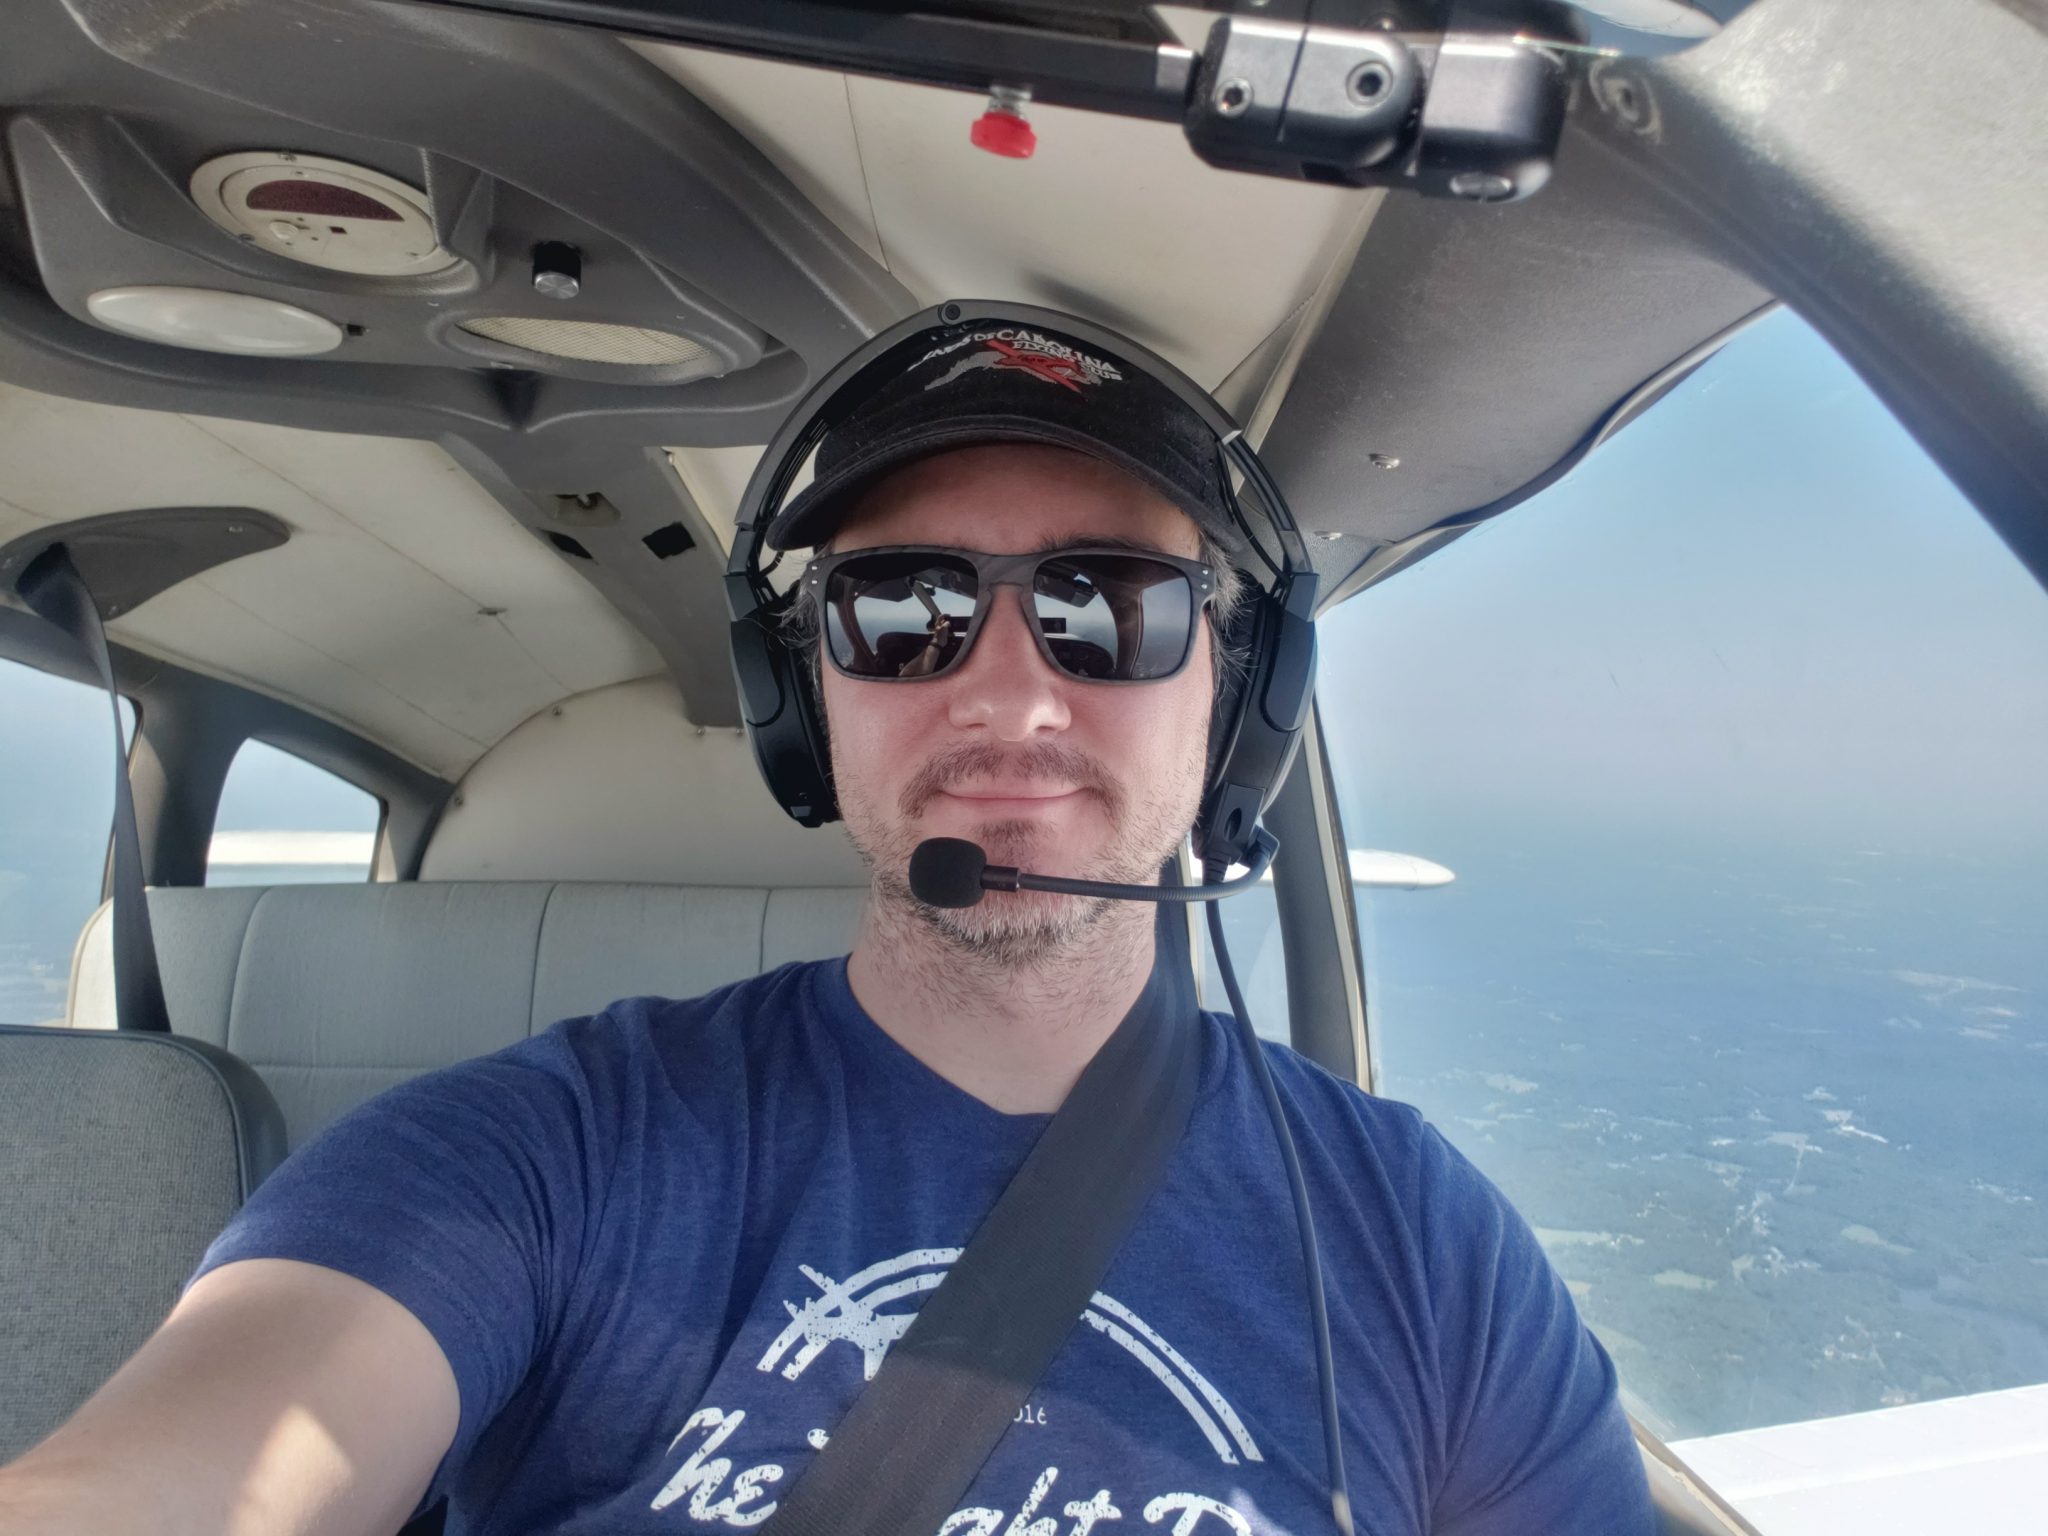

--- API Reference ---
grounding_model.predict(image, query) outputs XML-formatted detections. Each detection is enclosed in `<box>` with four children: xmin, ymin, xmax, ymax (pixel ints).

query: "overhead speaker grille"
<box><xmin>456</xmin><ymin>317</ymin><xmax>712</xmax><ymax>367</ymax></box>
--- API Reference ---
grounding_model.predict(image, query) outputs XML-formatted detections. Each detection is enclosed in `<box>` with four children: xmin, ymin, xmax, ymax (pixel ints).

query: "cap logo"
<box><xmin>917</xmin><ymin>327</ymin><xmax>1124</xmax><ymax>397</ymax></box>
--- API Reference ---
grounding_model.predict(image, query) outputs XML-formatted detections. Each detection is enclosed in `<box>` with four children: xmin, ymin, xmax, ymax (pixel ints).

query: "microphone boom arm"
<box><xmin>984</xmin><ymin>827</ymin><xmax>1278</xmax><ymax>901</ymax></box>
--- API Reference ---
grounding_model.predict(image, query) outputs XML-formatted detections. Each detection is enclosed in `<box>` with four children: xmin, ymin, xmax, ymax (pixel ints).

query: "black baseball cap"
<box><xmin>762</xmin><ymin>315</ymin><xmax>1245</xmax><ymax>557</ymax></box>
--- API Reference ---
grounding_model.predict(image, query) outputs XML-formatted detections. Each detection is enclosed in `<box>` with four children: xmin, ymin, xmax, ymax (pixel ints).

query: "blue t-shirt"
<box><xmin>196</xmin><ymin>958</ymin><xmax>1651</xmax><ymax>1535</ymax></box>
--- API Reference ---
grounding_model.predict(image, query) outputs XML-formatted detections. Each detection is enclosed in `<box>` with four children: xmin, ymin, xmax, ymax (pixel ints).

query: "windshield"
<box><xmin>1317</xmin><ymin>307</ymin><xmax>2048</xmax><ymax>1444</ymax></box>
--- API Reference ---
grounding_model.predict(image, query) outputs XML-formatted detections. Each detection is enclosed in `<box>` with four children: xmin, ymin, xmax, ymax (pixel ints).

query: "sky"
<box><xmin>1315</xmin><ymin>307</ymin><xmax>2048</xmax><ymax>865</ymax></box>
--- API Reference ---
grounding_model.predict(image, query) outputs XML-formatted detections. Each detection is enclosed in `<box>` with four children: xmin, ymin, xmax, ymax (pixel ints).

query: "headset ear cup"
<box><xmin>1201</xmin><ymin>598</ymin><xmax>1255</xmax><ymax>801</ymax></box>
<box><xmin>1196</xmin><ymin>595</ymin><xmax>1265</xmax><ymax>864</ymax></box>
<box><xmin>730</xmin><ymin>594</ymin><xmax>839</xmax><ymax>826</ymax></box>
<box><xmin>788</xmin><ymin>631</ymin><xmax>840</xmax><ymax>824</ymax></box>
<box><xmin>1196</xmin><ymin>588</ymin><xmax>1314</xmax><ymax>867</ymax></box>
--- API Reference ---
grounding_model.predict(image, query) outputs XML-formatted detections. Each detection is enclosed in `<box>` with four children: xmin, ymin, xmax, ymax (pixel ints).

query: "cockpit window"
<box><xmin>1317</xmin><ymin>307</ymin><xmax>2048</xmax><ymax>1452</ymax></box>
<box><xmin>0</xmin><ymin>661</ymin><xmax>128</xmax><ymax>1026</ymax></box>
<box><xmin>208</xmin><ymin>739</ymin><xmax>381</xmax><ymax>886</ymax></box>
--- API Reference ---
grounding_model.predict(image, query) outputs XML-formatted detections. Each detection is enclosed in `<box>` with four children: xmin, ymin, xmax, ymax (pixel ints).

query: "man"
<box><xmin>0</xmin><ymin>316</ymin><xmax>1652</xmax><ymax>1534</ymax></box>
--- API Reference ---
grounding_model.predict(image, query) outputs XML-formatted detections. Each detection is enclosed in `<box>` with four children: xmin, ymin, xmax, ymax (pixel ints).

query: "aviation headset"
<box><xmin>724</xmin><ymin>300</ymin><xmax>1319</xmax><ymax>872</ymax></box>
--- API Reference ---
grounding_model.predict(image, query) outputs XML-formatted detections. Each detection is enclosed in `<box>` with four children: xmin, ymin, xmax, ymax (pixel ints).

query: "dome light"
<box><xmin>85</xmin><ymin>287</ymin><xmax>345</xmax><ymax>357</ymax></box>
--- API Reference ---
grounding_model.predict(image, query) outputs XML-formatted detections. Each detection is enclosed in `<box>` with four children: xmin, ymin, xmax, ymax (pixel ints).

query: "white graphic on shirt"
<box><xmin>1145</xmin><ymin>1493</ymin><xmax>1255</xmax><ymax>1535</ymax></box>
<box><xmin>648</xmin><ymin>1408</ymin><xmax>783</xmax><ymax>1526</ymax></box>
<box><xmin>757</xmin><ymin>1246</ymin><xmax>1262</xmax><ymax>1467</ymax></box>
<box><xmin>649</xmin><ymin>1245</ymin><xmax>1276</xmax><ymax>1530</ymax></box>
<box><xmin>653</xmin><ymin>1422</ymin><xmax>1260</xmax><ymax>1532</ymax></box>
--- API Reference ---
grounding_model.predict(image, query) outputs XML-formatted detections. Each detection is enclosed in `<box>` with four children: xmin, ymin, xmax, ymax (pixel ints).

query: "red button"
<box><xmin>970</xmin><ymin>109</ymin><xmax>1036</xmax><ymax>159</ymax></box>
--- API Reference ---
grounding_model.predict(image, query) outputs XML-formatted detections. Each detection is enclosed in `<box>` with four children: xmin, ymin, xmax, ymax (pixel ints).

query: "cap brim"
<box><xmin>764</xmin><ymin>414</ymin><xmax>1245</xmax><ymax>559</ymax></box>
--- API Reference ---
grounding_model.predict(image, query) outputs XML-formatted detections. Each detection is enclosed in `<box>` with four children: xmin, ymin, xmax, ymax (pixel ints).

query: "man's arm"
<box><xmin>0</xmin><ymin>1259</ymin><xmax>459</xmax><ymax>1536</ymax></box>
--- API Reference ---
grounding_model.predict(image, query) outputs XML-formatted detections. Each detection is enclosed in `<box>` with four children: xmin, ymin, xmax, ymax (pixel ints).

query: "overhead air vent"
<box><xmin>456</xmin><ymin>317</ymin><xmax>712</xmax><ymax>367</ymax></box>
<box><xmin>642</xmin><ymin>522</ymin><xmax>696</xmax><ymax>560</ymax></box>
<box><xmin>546</xmin><ymin>532</ymin><xmax>592</xmax><ymax>560</ymax></box>
<box><xmin>190</xmin><ymin>152</ymin><xmax>459</xmax><ymax>277</ymax></box>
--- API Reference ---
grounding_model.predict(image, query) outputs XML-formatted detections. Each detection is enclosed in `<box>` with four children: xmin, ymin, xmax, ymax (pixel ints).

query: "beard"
<box><xmin>837</xmin><ymin>737</ymin><xmax>1203</xmax><ymax>968</ymax></box>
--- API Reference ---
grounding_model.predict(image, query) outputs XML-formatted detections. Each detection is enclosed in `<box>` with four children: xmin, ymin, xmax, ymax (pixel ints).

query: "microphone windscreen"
<box><xmin>909</xmin><ymin>838</ymin><xmax>989</xmax><ymax>908</ymax></box>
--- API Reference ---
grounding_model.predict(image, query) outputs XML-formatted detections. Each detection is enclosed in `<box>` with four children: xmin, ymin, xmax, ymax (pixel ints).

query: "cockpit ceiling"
<box><xmin>0</xmin><ymin>2</ymin><xmax>1373</xmax><ymax>772</ymax></box>
<box><xmin>635</xmin><ymin>43</ymin><xmax>1370</xmax><ymax>393</ymax></box>
<box><xmin>0</xmin><ymin>0</ymin><xmax>1772</xmax><ymax>774</ymax></box>
<box><xmin>0</xmin><ymin>382</ymin><xmax>662</xmax><ymax>777</ymax></box>
<box><xmin>645</xmin><ymin>41</ymin><xmax>1374</xmax><ymax>548</ymax></box>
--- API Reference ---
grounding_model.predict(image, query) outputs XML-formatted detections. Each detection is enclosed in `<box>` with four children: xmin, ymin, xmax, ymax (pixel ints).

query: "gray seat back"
<box><xmin>67</xmin><ymin>881</ymin><xmax>867</xmax><ymax>1146</ymax></box>
<box><xmin>0</xmin><ymin>1024</ymin><xmax>285</xmax><ymax>1461</ymax></box>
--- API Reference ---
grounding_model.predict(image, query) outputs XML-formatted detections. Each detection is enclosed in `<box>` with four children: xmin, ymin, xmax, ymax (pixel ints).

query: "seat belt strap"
<box><xmin>15</xmin><ymin>543</ymin><xmax>172</xmax><ymax>1034</ymax></box>
<box><xmin>760</xmin><ymin>945</ymin><xmax>1202</xmax><ymax>1536</ymax></box>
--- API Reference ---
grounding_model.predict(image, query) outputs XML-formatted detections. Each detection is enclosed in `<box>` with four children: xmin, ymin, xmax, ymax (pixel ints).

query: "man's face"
<box><xmin>820</xmin><ymin>443</ymin><xmax>1216</xmax><ymax>960</ymax></box>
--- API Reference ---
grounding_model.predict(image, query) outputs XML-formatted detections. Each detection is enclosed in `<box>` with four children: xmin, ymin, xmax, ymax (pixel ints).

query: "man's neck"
<box><xmin>845</xmin><ymin>897</ymin><xmax>1157</xmax><ymax>1115</ymax></box>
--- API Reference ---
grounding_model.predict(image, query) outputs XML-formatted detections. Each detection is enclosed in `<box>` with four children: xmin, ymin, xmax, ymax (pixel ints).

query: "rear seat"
<box><xmin>65</xmin><ymin>882</ymin><xmax>865</xmax><ymax>1147</ymax></box>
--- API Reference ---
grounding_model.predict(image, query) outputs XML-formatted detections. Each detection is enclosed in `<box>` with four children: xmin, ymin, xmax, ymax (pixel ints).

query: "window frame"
<box><xmin>0</xmin><ymin>653</ymin><xmax>138</xmax><ymax>1024</ymax></box>
<box><xmin>1267</xmin><ymin>705</ymin><xmax>1373</xmax><ymax>1086</ymax></box>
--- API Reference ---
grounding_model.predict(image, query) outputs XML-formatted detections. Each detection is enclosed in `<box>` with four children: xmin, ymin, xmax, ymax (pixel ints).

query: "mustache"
<box><xmin>898</xmin><ymin>741</ymin><xmax>1124</xmax><ymax>822</ymax></box>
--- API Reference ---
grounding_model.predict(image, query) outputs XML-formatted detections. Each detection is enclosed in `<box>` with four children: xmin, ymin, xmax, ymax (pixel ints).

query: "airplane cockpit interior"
<box><xmin>2</xmin><ymin>2</ymin><xmax>2044</xmax><ymax>1532</ymax></box>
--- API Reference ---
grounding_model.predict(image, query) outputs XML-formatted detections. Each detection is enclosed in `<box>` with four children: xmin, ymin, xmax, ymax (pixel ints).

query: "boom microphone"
<box><xmin>908</xmin><ymin>828</ymin><xmax>1279</xmax><ymax>909</ymax></box>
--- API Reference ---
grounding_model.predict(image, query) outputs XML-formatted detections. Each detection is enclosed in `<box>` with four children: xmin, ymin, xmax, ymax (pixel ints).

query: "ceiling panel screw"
<box><xmin>1347</xmin><ymin>61</ymin><xmax>1394</xmax><ymax>107</ymax></box>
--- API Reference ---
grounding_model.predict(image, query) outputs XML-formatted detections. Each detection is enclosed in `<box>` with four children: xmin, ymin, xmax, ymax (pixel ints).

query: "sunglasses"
<box><xmin>802</xmin><ymin>544</ymin><xmax>1216</xmax><ymax>684</ymax></box>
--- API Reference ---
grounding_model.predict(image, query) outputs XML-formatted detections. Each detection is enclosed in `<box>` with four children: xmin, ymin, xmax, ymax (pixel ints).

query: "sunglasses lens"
<box><xmin>1034</xmin><ymin>554</ymin><xmax>1196</xmax><ymax>681</ymax></box>
<box><xmin>824</xmin><ymin>553</ymin><xmax>979</xmax><ymax>678</ymax></box>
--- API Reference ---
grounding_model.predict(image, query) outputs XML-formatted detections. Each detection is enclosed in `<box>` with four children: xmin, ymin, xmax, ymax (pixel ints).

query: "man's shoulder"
<box><xmin>1215</xmin><ymin>1017</ymin><xmax>1432</xmax><ymax>1150</ymax></box>
<box><xmin>1208</xmin><ymin>1018</ymin><xmax>1516</xmax><ymax>1236</ymax></box>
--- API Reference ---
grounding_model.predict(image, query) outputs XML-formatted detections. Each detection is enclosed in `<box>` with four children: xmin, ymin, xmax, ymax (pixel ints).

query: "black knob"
<box><xmin>532</xmin><ymin>241</ymin><xmax>582</xmax><ymax>300</ymax></box>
